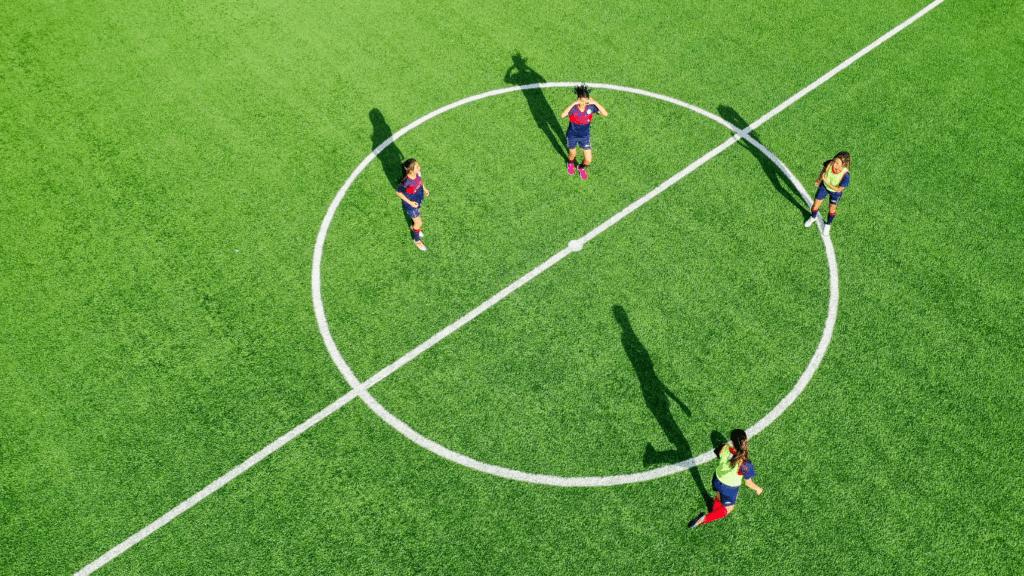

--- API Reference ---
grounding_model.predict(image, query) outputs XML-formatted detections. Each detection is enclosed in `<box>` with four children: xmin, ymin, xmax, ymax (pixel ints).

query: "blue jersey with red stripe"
<box><xmin>567</xmin><ymin>103</ymin><xmax>599</xmax><ymax>135</ymax></box>
<box><xmin>399</xmin><ymin>174</ymin><xmax>424</xmax><ymax>205</ymax></box>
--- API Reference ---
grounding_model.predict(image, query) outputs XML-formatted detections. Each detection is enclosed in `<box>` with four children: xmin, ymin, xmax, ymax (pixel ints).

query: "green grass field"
<box><xmin>3</xmin><ymin>0</ymin><xmax>1022</xmax><ymax>574</ymax></box>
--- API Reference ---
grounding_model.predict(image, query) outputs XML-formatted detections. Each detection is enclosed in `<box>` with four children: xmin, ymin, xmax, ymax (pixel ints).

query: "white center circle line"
<box><xmin>313</xmin><ymin>83</ymin><xmax>839</xmax><ymax>486</ymax></box>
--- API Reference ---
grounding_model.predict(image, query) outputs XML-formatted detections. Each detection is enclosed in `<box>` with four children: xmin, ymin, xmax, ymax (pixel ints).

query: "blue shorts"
<box><xmin>403</xmin><ymin>204</ymin><xmax>421</xmax><ymax>219</ymax></box>
<box><xmin>815</xmin><ymin>185</ymin><xmax>843</xmax><ymax>206</ymax></box>
<box><xmin>712</xmin><ymin>475</ymin><xmax>741</xmax><ymax>507</ymax></box>
<box><xmin>567</xmin><ymin>131</ymin><xmax>592</xmax><ymax>150</ymax></box>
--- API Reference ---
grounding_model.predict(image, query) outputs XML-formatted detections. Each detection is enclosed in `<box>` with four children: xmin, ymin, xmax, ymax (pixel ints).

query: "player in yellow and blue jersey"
<box><xmin>805</xmin><ymin>151</ymin><xmax>851</xmax><ymax>236</ymax></box>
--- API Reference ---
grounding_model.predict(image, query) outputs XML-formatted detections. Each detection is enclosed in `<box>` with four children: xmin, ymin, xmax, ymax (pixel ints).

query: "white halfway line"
<box><xmin>74</xmin><ymin>1</ymin><xmax>946</xmax><ymax>573</ymax></box>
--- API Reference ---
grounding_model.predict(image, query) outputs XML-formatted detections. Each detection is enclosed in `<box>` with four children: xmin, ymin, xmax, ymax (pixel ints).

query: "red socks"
<box><xmin>704</xmin><ymin>496</ymin><xmax>730</xmax><ymax>523</ymax></box>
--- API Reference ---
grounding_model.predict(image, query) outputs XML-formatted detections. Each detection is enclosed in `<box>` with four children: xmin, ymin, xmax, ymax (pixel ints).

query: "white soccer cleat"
<box><xmin>804</xmin><ymin>216</ymin><xmax>816</xmax><ymax>227</ymax></box>
<box><xmin>415</xmin><ymin>240</ymin><xmax>427</xmax><ymax>251</ymax></box>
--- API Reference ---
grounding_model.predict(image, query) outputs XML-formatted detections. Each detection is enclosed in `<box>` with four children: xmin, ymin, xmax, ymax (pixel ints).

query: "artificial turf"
<box><xmin>2</xmin><ymin>0</ymin><xmax>1022</xmax><ymax>574</ymax></box>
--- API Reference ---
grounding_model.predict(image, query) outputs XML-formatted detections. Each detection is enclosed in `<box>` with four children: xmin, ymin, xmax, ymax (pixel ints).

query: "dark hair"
<box><xmin>574</xmin><ymin>84</ymin><xmax>590</xmax><ymax>99</ymax></box>
<box><xmin>834</xmin><ymin>151</ymin><xmax>851</xmax><ymax>169</ymax></box>
<box><xmin>729</xmin><ymin>428</ymin><xmax>749</xmax><ymax>468</ymax></box>
<box><xmin>398</xmin><ymin>158</ymin><xmax>418</xmax><ymax>185</ymax></box>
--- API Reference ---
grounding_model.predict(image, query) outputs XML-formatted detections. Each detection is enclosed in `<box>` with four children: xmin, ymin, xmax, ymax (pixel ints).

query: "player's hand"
<box><xmin>424</xmin><ymin>190</ymin><xmax>430</xmax><ymax>197</ymax></box>
<box><xmin>755</xmin><ymin>487</ymin><xmax>764</xmax><ymax>496</ymax></box>
<box><xmin>410</xmin><ymin>201</ymin><xmax>419</xmax><ymax>208</ymax></box>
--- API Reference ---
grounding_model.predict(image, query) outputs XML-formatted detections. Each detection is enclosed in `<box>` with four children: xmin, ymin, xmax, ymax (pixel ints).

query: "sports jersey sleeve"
<box><xmin>839</xmin><ymin>172</ymin><xmax>850</xmax><ymax>187</ymax></box>
<box><xmin>740</xmin><ymin>460</ymin><xmax>756</xmax><ymax>479</ymax></box>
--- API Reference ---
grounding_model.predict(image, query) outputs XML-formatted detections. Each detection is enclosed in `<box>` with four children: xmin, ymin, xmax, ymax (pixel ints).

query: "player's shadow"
<box><xmin>717</xmin><ymin>105</ymin><xmax>809</xmax><ymax>217</ymax></box>
<box><xmin>504</xmin><ymin>51</ymin><xmax>568</xmax><ymax>162</ymax></box>
<box><xmin>370</xmin><ymin>108</ymin><xmax>416</xmax><ymax>240</ymax></box>
<box><xmin>613</xmin><ymin>305</ymin><xmax>709</xmax><ymax>504</ymax></box>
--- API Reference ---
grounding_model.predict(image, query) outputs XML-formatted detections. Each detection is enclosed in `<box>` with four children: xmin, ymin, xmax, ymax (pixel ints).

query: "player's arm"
<box><xmin>744</xmin><ymin>478</ymin><xmax>764</xmax><ymax>495</ymax></box>
<box><xmin>824</xmin><ymin>172</ymin><xmax>848</xmax><ymax>193</ymax></box>
<box><xmin>396</xmin><ymin>191</ymin><xmax>419</xmax><ymax>208</ymax></box>
<box><xmin>561</xmin><ymin>101</ymin><xmax>581</xmax><ymax>118</ymax></box>
<box><xmin>588</xmin><ymin>98</ymin><xmax>609</xmax><ymax>116</ymax></box>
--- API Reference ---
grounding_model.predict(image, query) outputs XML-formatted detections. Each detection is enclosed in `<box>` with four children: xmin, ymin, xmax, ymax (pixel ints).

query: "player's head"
<box><xmin>402</xmin><ymin>158</ymin><xmax>419</xmax><ymax>176</ymax></box>
<box><xmin>398</xmin><ymin>158</ymin><xmax>420</xmax><ymax>185</ymax></box>
<box><xmin>833</xmin><ymin>151</ymin><xmax>851</xmax><ymax>169</ymax></box>
<box><xmin>729</xmin><ymin>428</ymin><xmax>749</xmax><ymax>467</ymax></box>
<box><xmin>574</xmin><ymin>84</ymin><xmax>591</xmax><ymax>99</ymax></box>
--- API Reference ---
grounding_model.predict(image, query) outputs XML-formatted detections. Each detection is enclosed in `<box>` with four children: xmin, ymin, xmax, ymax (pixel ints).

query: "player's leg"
<box><xmin>823</xmin><ymin>193</ymin><xmax>842</xmax><ymax>235</ymax></box>
<box><xmin>805</xmin><ymin>190</ymin><xmax>827</xmax><ymax>226</ymax></box>
<box><xmin>410</xmin><ymin>215</ymin><xmax>426</xmax><ymax>250</ymax></box>
<box><xmin>579</xmin><ymin>146</ymin><xmax>593</xmax><ymax>180</ymax></box>
<box><xmin>824</xmin><ymin>202</ymin><xmax>838</xmax><ymax>235</ymax></box>
<box><xmin>566</xmin><ymin>133</ymin><xmax>578</xmax><ymax>174</ymax></box>
<box><xmin>701</xmin><ymin>484</ymin><xmax>738</xmax><ymax>524</ymax></box>
<box><xmin>410</xmin><ymin>214</ymin><xmax>424</xmax><ymax>239</ymax></box>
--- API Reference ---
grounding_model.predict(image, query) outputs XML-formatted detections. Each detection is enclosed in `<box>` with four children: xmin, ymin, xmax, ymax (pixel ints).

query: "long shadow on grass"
<box><xmin>370</xmin><ymin>108</ymin><xmax>416</xmax><ymax>240</ymax></box>
<box><xmin>717</xmin><ymin>105</ymin><xmax>809</xmax><ymax>217</ymax></box>
<box><xmin>613</xmin><ymin>305</ymin><xmax>710</xmax><ymax>504</ymax></box>
<box><xmin>504</xmin><ymin>51</ymin><xmax>568</xmax><ymax>162</ymax></box>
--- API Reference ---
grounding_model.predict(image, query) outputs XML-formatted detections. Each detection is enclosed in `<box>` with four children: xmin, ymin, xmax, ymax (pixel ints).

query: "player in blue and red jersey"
<box><xmin>804</xmin><ymin>151</ymin><xmax>851</xmax><ymax>236</ymax></box>
<box><xmin>396</xmin><ymin>158</ymin><xmax>429</xmax><ymax>251</ymax></box>
<box><xmin>560</xmin><ymin>84</ymin><xmax>608</xmax><ymax>180</ymax></box>
<box><xmin>689</xmin><ymin>429</ymin><xmax>764</xmax><ymax>528</ymax></box>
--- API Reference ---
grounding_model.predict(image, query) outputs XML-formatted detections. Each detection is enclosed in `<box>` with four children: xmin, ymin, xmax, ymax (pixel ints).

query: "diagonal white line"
<box><xmin>71</xmin><ymin>389</ymin><xmax>362</xmax><ymax>576</ymax></box>
<box><xmin>73</xmin><ymin>1</ymin><xmax>946</xmax><ymax>572</ymax></box>
<box><xmin>747</xmin><ymin>0</ymin><xmax>948</xmax><ymax>133</ymax></box>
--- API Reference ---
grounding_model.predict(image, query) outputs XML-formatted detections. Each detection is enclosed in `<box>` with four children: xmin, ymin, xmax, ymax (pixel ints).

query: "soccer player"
<box><xmin>689</xmin><ymin>429</ymin><xmax>763</xmax><ymax>528</ymax></box>
<box><xmin>396</xmin><ymin>158</ymin><xmax>429</xmax><ymax>251</ymax></box>
<box><xmin>560</xmin><ymin>84</ymin><xmax>608</xmax><ymax>180</ymax></box>
<box><xmin>804</xmin><ymin>151</ymin><xmax>851</xmax><ymax>236</ymax></box>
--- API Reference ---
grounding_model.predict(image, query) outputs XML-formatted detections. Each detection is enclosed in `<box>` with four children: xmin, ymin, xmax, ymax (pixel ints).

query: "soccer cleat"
<box><xmin>823</xmin><ymin>223</ymin><xmax>831</xmax><ymax>236</ymax></box>
<box><xmin>688</xmin><ymin>513</ymin><xmax>706</xmax><ymax>529</ymax></box>
<box><xmin>414</xmin><ymin>240</ymin><xmax>427</xmax><ymax>251</ymax></box>
<box><xmin>567</xmin><ymin>162</ymin><xmax>575</xmax><ymax>175</ymax></box>
<box><xmin>579</xmin><ymin>166</ymin><xmax>588</xmax><ymax>180</ymax></box>
<box><xmin>804</xmin><ymin>216</ymin><xmax>816</xmax><ymax>227</ymax></box>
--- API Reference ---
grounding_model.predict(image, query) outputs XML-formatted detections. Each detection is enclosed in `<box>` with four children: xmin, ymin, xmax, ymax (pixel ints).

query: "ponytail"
<box><xmin>729</xmin><ymin>429</ymin><xmax>749</xmax><ymax>468</ymax></box>
<box><xmin>397</xmin><ymin>158</ymin><xmax>418</xmax><ymax>187</ymax></box>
